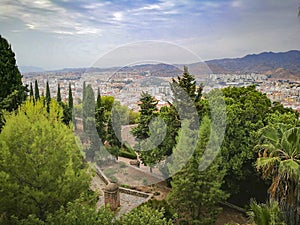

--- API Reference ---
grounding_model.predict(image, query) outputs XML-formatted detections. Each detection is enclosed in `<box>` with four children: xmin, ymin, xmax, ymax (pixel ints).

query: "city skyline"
<box><xmin>0</xmin><ymin>0</ymin><xmax>299</xmax><ymax>70</ymax></box>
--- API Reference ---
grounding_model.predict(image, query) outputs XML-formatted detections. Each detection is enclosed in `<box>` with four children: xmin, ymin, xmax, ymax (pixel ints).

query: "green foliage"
<box><xmin>119</xmin><ymin>147</ymin><xmax>137</xmax><ymax>159</ymax></box>
<box><xmin>255</xmin><ymin>123</ymin><xmax>300</xmax><ymax>224</ymax></box>
<box><xmin>118</xmin><ymin>205</ymin><xmax>174</xmax><ymax>225</ymax></box>
<box><xmin>45</xmin><ymin>81</ymin><xmax>51</xmax><ymax>104</ymax></box>
<box><xmin>131</xmin><ymin>92</ymin><xmax>158</xmax><ymax>170</ymax></box>
<box><xmin>0</xmin><ymin>100</ymin><xmax>91</xmax><ymax>221</ymax></box>
<box><xmin>0</xmin><ymin>35</ymin><xmax>27</xmax><ymax>112</ymax></box>
<box><xmin>219</xmin><ymin>86</ymin><xmax>272</xmax><ymax>198</ymax></box>
<box><xmin>95</xmin><ymin>89</ymin><xmax>106</xmax><ymax>140</ymax></box>
<box><xmin>29</xmin><ymin>82</ymin><xmax>34</xmax><ymax>100</ymax></box>
<box><xmin>248</xmin><ymin>200</ymin><xmax>286</xmax><ymax>225</ymax></box>
<box><xmin>57</xmin><ymin>83</ymin><xmax>62</xmax><ymax>103</ymax></box>
<box><xmin>132</xmin><ymin>92</ymin><xmax>158</xmax><ymax>141</ymax></box>
<box><xmin>7</xmin><ymin>198</ymin><xmax>115</xmax><ymax>225</ymax></box>
<box><xmin>172</xmin><ymin>66</ymin><xmax>197</xmax><ymax>100</ymax></box>
<box><xmin>167</xmin><ymin>117</ymin><xmax>228</xmax><ymax>225</ymax></box>
<box><xmin>34</xmin><ymin>80</ymin><xmax>40</xmax><ymax>100</ymax></box>
<box><xmin>68</xmin><ymin>83</ymin><xmax>73</xmax><ymax>109</ymax></box>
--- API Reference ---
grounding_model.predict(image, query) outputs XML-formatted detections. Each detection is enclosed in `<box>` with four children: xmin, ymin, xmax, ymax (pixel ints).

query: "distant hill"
<box><xmin>200</xmin><ymin>50</ymin><xmax>300</xmax><ymax>79</ymax></box>
<box><xmin>118</xmin><ymin>63</ymin><xmax>183</xmax><ymax>77</ymax></box>
<box><xmin>19</xmin><ymin>66</ymin><xmax>44</xmax><ymax>73</ymax></box>
<box><xmin>22</xmin><ymin>50</ymin><xmax>300</xmax><ymax>80</ymax></box>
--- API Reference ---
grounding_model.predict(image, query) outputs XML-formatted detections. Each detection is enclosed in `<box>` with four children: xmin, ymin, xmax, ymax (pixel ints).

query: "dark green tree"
<box><xmin>172</xmin><ymin>66</ymin><xmax>197</xmax><ymax>99</ymax></box>
<box><xmin>131</xmin><ymin>92</ymin><xmax>158</xmax><ymax>172</ymax></box>
<box><xmin>29</xmin><ymin>82</ymin><xmax>34</xmax><ymax>101</ymax></box>
<box><xmin>57</xmin><ymin>83</ymin><xmax>61</xmax><ymax>103</ymax></box>
<box><xmin>0</xmin><ymin>35</ymin><xmax>27</xmax><ymax>112</ymax></box>
<box><xmin>132</xmin><ymin>92</ymin><xmax>158</xmax><ymax>141</ymax></box>
<box><xmin>68</xmin><ymin>83</ymin><xmax>73</xmax><ymax>110</ymax></box>
<box><xmin>106</xmin><ymin>108</ymin><xmax>122</xmax><ymax>159</ymax></box>
<box><xmin>45</xmin><ymin>81</ymin><xmax>51</xmax><ymax>112</ymax></box>
<box><xmin>34</xmin><ymin>80</ymin><xmax>40</xmax><ymax>100</ymax></box>
<box><xmin>95</xmin><ymin>88</ymin><xmax>106</xmax><ymax>140</ymax></box>
<box><xmin>167</xmin><ymin>116</ymin><xmax>228</xmax><ymax>225</ymax></box>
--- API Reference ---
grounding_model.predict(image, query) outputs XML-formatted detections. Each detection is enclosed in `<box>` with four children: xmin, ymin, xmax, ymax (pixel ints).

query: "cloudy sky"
<box><xmin>0</xmin><ymin>0</ymin><xmax>299</xmax><ymax>70</ymax></box>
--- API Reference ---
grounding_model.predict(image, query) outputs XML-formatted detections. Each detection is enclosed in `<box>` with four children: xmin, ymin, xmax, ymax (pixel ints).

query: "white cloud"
<box><xmin>113</xmin><ymin>12</ymin><xmax>123</xmax><ymax>21</ymax></box>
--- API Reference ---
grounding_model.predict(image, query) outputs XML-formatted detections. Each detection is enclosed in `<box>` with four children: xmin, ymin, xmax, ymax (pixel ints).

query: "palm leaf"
<box><xmin>278</xmin><ymin>159</ymin><xmax>300</xmax><ymax>181</ymax></box>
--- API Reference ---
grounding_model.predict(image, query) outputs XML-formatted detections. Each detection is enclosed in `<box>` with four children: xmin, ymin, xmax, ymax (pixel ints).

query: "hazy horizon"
<box><xmin>1</xmin><ymin>0</ymin><xmax>299</xmax><ymax>70</ymax></box>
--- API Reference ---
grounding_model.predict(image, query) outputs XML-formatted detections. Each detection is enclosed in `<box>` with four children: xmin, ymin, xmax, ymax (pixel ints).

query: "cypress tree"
<box><xmin>68</xmin><ymin>83</ymin><xmax>73</xmax><ymax>109</ymax></box>
<box><xmin>34</xmin><ymin>80</ymin><xmax>40</xmax><ymax>100</ymax></box>
<box><xmin>57</xmin><ymin>83</ymin><xmax>61</xmax><ymax>103</ymax></box>
<box><xmin>29</xmin><ymin>82</ymin><xmax>34</xmax><ymax>100</ymax></box>
<box><xmin>0</xmin><ymin>35</ymin><xmax>27</xmax><ymax>111</ymax></box>
<box><xmin>82</xmin><ymin>81</ymin><xmax>86</xmax><ymax>103</ymax></box>
<box><xmin>95</xmin><ymin>88</ymin><xmax>106</xmax><ymax>140</ymax></box>
<box><xmin>45</xmin><ymin>81</ymin><xmax>51</xmax><ymax>112</ymax></box>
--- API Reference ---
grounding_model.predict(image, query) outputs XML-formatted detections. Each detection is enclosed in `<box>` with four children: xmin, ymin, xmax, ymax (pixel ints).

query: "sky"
<box><xmin>0</xmin><ymin>0</ymin><xmax>299</xmax><ymax>70</ymax></box>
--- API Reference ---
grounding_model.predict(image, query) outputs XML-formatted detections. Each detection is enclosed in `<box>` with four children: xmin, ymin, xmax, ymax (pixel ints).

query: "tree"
<box><xmin>106</xmin><ymin>109</ymin><xmax>122</xmax><ymax>160</ymax></box>
<box><xmin>68</xmin><ymin>83</ymin><xmax>73</xmax><ymax>110</ymax></box>
<box><xmin>255</xmin><ymin>124</ymin><xmax>300</xmax><ymax>225</ymax></box>
<box><xmin>34</xmin><ymin>80</ymin><xmax>40</xmax><ymax>100</ymax></box>
<box><xmin>29</xmin><ymin>82</ymin><xmax>34</xmax><ymax>101</ymax></box>
<box><xmin>247</xmin><ymin>199</ymin><xmax>286</xmax><ymax>225</ymax></box>
<box><xmin>219</xmin><ymin>86</ymin><xmax>273</xmax><ymax>202</ymax></box>
<box><xmin>95</xmin><ymin>88</ymin><xmax>106</xmax><ymax>140</ymax></box>
<box><xmin>119</xmin><ymin>205</ymin><xmax>174</xmax><ymax>225</ymax></box>
<box><xmin>0</xmin><ymin>100</ymin><xmax>91</xmax><ymax>222</ymax></box>
<box><xmin>57</xmin><ymin>83</ymin><xmax>62</xmax><ymax>103</ymax></box>
<box><xmin>132</xmin><ymin>92</ymin><xmax>158</xmax><ymax>141</ymax></box>
<box><xmin>172</xmin><ymin>66</ymin><xmax>197</xmax><ymax>100</ymax></box>
<box><xmin>45</xmin><ymin>81</ymin><xmax>51</xmax><ymax>112</ymax></box>
<box><xmin>131</xmin><ymin>92</ymin><xmax>158</xmax><ymax>172</ymax></box>
<box><xmin>167</xmin><ymin>116</ymin><xmax>228</xmax><ymax>225</ymax></box>
<box><xmin>0</xmin><ymin>35</ymin><xmax>27</xmax><ymax>112</ymax></box>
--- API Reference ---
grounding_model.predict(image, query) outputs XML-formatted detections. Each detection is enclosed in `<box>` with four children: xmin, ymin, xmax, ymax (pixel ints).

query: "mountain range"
<box><xmin>21</xmin><ymin>50</ymin><xmax>300</xmax><ymax>80</ymax></box>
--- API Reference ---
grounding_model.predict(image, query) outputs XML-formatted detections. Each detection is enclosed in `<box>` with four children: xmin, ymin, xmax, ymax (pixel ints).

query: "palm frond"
<box><xmin>278</xmin><ymin>159</ymin><xmax>300</xmax><ymax>182</ymax></box>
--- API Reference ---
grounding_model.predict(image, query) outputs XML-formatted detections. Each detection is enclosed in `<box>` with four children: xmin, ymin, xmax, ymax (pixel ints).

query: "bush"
<box><xmin>119</xmin><ymin>149</ymin><xmax>137</xmax><ymax>159</ymax></box>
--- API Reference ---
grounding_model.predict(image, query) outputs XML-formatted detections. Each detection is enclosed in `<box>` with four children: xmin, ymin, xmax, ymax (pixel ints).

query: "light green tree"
<box><xmin>119</xmin><ymin>205</ymin><xmax>174</xmax><ymax>225</ymax></box>
<box><xmin>0</xmin><ymin>100</ymin><xmax>91</xmax><ymax>223</ymax></box>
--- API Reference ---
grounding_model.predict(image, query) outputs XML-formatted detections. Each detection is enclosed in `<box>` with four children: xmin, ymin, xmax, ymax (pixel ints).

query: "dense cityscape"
<box><xmin>23</xmin><ymin>69</ymin><xmax>300</xmax><ymax>114</ymax></box>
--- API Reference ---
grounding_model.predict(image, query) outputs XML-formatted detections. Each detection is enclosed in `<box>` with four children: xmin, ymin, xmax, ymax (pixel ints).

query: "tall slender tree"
<box><xmin>34</xmin><ymin>80</ymin><xmax>40</xmax><ymax>100</ymax></box>
<box><xmin>95</xmin><ymin>88</ymin><xmax>106</xmax><ymax>141</ymax></box>
<box><xmin>68</xmin><ymin>83</ymin><xmax>73</xmax><ymax>110</ymax></box>
<box><xmin>29</xmin><ymin>82</ymin><xmax>34</xmax><ymax>101</ymax></box>
<box><xmin>0</xmin><ymin>35</ymin><xmax>27</xmax><ymax>112</ymax></box>
<box><xmin>45</xmin><ymin>81</ymin><xmax>51</xmax><ymax>112</ymax></box>
<box><xmin>57</xmin><ymin>83</ymin><xmax>62</xmax><ymax>103</ymax></box>
<box><xmin>132</xmin><ymin>92</ymin><xmax>158</xmax><ymax>172</ymax></box>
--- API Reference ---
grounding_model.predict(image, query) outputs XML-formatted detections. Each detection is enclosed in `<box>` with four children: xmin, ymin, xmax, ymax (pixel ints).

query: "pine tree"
<box><xmin>131</xmin><ymin>92</ymin><xmax>158</xmax><ymax>172</ymax></box>
<box><xmin>57</xmin><ymin>83</ymin><xmax>62</xmax><ymax>103</ymax></box>
<box><xmin>167</xmin><ymin>116</ymin><xmax>228</xmax><ymax>224</ymax></box>
<box><xmin>34</xmin><ymin>80</ymin><xmax>40</xmax><ymax>100</ymax></box>
<box><xmin>132</xmin><ymin>92</ymin><xmax>158</xmax><ymax>141</ymax></box>
<box><xmin>172</xmin><ymin>65</ymin><xmax>197</xmax><ymax>99</ymax></box>
<box><xmin>0</xmin><ymin>35</ymin><xmax>27</xmax><ymax>111</ymax></box>
<box><xmin>0</xmin><ymin>100</ymin><xmax>90</xmax><ymax>222</ymax></box>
